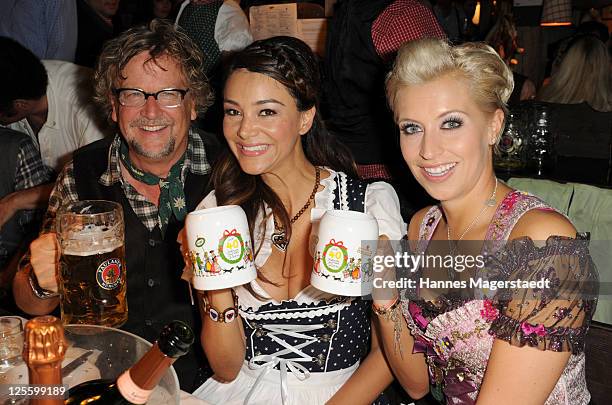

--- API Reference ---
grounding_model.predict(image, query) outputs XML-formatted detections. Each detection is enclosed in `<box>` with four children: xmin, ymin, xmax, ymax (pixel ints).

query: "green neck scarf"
<box><xmin>119</xmin><ymin>140</ymin><xmax>187</xmax><ymax>236</ymax></box>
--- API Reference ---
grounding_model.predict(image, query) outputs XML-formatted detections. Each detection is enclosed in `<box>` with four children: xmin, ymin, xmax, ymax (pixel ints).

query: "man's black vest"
<box><xmin>72</xmin><ymin>133</ymin><xmax>218</xmax><ymax>391</ymax></box>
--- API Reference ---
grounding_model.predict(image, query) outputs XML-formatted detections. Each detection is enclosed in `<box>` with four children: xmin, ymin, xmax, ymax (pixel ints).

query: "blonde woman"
<box><xmin>538</xmin><ymin>34</ymin><xmax>612</xmax><ymax>112</ymax></box>
<box><xmin>373</xmin><ymin>38</ymin><xmax>598</xmax><ymax>404</ymax></box>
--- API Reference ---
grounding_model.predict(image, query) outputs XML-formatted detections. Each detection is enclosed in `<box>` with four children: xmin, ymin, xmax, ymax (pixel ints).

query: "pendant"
<box><xmin>485</xmin><ymin>197</ymin><xmax>496</xmax><ymax>207</ymax></box>
<box><xmin>271</xmin><ymin>230</ymin><xmax>289</xmax><ymax>252</ymax></box>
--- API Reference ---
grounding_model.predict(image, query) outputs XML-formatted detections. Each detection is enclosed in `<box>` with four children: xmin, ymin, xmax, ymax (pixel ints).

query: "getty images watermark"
<box><xmin>364</xmin><ymin>237</ymin><xmax>602</xmax><ymax>302</ymax></box>
<box><xmin>371</xmin><ymin>250</ymin><xmax>552</xmax><ymax>291</ymax></box>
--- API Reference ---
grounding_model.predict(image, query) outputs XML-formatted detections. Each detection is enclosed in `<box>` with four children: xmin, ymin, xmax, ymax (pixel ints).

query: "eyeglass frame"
<box><xmin>112</xmin><ymin>87</ymin><xmax>190</xmax><ymax>108</ymax></box>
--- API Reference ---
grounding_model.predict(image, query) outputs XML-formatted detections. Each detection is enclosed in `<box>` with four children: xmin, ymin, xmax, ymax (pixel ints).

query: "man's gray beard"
<box><xmin>129</xmin><ymin>136</ymin><xmax>176</xmax><ymax>160</ymax></box>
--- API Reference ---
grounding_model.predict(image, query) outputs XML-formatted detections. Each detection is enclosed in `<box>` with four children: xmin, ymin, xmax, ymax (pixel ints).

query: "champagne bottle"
<box><xmin>23</xmin><ymin>315</ymin><xmax>67</xmax><ymax>405</ymax></box>
<box><xmin>65</xmin><ymin>320</ymin><xmax>194</xmax><ymax>404</ymax></box>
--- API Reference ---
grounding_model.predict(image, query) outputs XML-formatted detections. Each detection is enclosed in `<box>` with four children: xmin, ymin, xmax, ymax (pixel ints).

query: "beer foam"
<box><xmin>62</xmin><ymin>223</ymin><xmax>123</xmax><ymax>256</ymax></box>
<box><xmin>62</xmin><ymin>238</ymin><xmax>123</xmax><ymax>257</ymax></box>
<box><xmin>66</xmin><ymin>223</ymin><xmax>119</xmax><ymax>238</ymax></box>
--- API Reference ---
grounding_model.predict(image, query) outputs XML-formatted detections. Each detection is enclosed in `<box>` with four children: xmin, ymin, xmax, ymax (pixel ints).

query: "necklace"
<box><xmin>446</xmin><ymin>177</ymin><xmax>498</xmax><ymax>253</ymax></box>
<box><xmin>271</xmin><ymin>166</ymin><xmax>321</xmax><ymax>252</ymax></box>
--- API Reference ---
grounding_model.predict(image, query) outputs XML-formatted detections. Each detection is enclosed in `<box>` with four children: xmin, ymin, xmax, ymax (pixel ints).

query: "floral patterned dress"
<box><xmin>402</xmin><ymin>190</ymin><xmax>598</xmax><ymax>404</ymax></box>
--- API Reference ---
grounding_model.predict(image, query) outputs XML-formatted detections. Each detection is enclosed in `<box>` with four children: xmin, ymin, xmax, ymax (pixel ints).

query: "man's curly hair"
<box><xmin>93</xmin><ymin>19</ymin><xmax>213</xmax><ymax>122</ymax></box>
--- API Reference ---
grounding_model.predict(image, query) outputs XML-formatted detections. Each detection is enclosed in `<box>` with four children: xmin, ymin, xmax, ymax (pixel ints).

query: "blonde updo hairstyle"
<box><xmin>386</xmin><ymin>39</ymin><xmax>514</xmax><ymax>138</ymax></box>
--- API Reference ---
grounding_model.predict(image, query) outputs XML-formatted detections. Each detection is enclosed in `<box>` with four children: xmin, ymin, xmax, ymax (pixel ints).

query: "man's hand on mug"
<box><xmin>177</xmin><ymin>227</ymin><xmax>195</xmax><ymax>284</ymax></box>
<box><xmin>30</xmin><ymin>233</ymin><xmax>61</xmax><ymax>293</ymax></box>
<box><xmin>177</xmin><ymin>227</ymin><xmax>192</xmax><ymax>267</ymax></box>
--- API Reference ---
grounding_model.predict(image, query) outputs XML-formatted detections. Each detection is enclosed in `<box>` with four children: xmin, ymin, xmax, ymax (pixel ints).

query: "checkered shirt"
<box><xmin>42</xmin><ymin>128</ymin><xmax>212</xmax><ymax>233</ymax></box>
<box><xmin>371</xmin><ymin>0</ymin><xmax>446</xmax><ymax>61</ymax></box>
<box><xmin>2</xmin><ymin>136</ymin><xmax>53</xmax><ymax>247</ymax></box>
<box><xmin>356</xmin><ymin>163</ymin><xmax>392</xmax><ymax>181</ymax></box>
<box><xmin>14</xmin><ymin>137</ymin><xmax>53</xmax><ymax>192</ymax></box>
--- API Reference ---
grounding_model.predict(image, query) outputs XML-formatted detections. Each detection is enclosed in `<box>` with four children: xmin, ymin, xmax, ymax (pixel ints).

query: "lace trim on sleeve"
<box><xmin>488</xmin><ymin>312</ymin><xmax>590</xmax><ymax>353</ymax></box>
<box><xmin>338</xmin><ymin>171</ymin><xmax>349</xmax><ymax>210</ymax></box>
<box><xmin>312</xmin><ymin>168</ymin><xmax>338</xmax><ymax>216</ymax></box>
<box><xmin>487</xmin><ymin>235</ymin><xmax>598</xmax><ymax>354</ymax></box>
<box><xmin>239</xmin><ymin>297</ymin><xmax>353</xmax><ymax>320</ymax></box>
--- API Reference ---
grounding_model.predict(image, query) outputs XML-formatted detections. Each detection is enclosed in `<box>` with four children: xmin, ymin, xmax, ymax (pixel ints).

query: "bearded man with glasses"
<box><xmin>13</xmin><ymin>19</ymin><xmax>220</xmax><ymax>392</ymax></box>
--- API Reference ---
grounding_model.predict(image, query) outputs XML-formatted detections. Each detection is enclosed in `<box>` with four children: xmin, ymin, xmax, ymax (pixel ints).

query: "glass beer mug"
<box><xmin>56</xmin><ymin>200</ymin><xmax>127</xmax><ymax>327</ymax></box>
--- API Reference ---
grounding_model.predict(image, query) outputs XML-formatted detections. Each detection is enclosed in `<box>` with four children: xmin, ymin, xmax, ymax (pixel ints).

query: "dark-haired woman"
<box><xmin>189</xmin><ymin>36</ymin><xmax>403</xmax><ymax>404</ymax></box>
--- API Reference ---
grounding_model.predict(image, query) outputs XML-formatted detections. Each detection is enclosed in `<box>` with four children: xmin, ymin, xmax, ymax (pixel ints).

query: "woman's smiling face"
<box><xmin>395</xmin><ymin>73</ymin><xmax>503</xmax><ymax>202</ymax></box>
<box><xmin>222</xmin><ymin>69</ymin><xmax>315</xmax><ymax>176</ymax></box>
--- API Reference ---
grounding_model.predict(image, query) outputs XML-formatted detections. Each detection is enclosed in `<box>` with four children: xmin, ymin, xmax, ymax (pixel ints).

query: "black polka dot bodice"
<box><xmin>240</xmin><ymin>297</ymin><xmax>371</xmax><ymax>372</ymax></box>
<box><xmin>332</xmin><ymin>172</ymin><xmax>367</xmax><ymax>212</ymax></box>
<box><xmin>239</xmin><ymin>172</ymin><xmax>372</xmax><ymax>373</ymax></box>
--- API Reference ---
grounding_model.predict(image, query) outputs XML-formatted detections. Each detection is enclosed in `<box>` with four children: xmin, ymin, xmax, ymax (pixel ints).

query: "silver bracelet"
<box><xmin>28</xmin><ymin>269</ymin><xmax>59</xmax><ymax>299</ymax></box>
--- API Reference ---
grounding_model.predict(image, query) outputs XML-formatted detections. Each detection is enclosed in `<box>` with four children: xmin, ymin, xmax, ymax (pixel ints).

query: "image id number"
<box><xmin>3</xmin><ymin>384</ymin><xmax>67</xmax><ymax>399</ymax></box>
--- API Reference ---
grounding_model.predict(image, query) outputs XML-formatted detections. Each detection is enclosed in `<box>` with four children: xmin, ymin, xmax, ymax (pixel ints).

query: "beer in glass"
<box><xmin>57</xmin><ymin>200</ymin><xmax>127</xmax><ymax>327</ymax></box>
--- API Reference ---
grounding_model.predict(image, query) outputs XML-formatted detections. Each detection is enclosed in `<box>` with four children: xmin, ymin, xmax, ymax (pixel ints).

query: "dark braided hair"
<box><xmin>212</xmin><ymin>36</ymin><xmax>357</xmax><ymax>269</ymax></box>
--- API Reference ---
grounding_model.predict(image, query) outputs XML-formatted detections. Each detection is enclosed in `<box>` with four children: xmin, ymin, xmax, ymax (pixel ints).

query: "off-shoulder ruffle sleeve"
<box><xmin>487</xmin><ymin>235</ymin><xmax>598</xmax><ymax>354</ymax></box>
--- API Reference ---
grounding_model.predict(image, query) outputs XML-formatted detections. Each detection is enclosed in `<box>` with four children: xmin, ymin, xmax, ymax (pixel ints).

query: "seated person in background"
<box><xmin>433</xmin><ymin>0</ymin><xmax>467</xmax><ymax>43</ymax></box>
<box><xmin>374</xmin><ymin>38</ymin><xmax>598</xmax><ymax>404</ymax></box>
<box><xmin>132</xmin><ymin>0</ymin><xmax>177</xmax><ymax>25</ymax></box>
<box><xmin>0</xmin><ymin>37</ymin><xmax>110</xmax><ymax>231</ymax></box>
<box><xmin>75</xmin><ymin>0</ymin><xmax>124</xmax><ymax>68</ymax></box>
<box><xmin>484</xmin><ymin>0</ymin><xmax>536</xmax><ymax>104</ymax></box>
<box><xmin>175</xmin><ymin>0</ymin><xmax>253</xmax><ymax>136</ymax></box>
<box><xmin>536</xmin><ymin>34</ymin><xmax>611</xmax><ymax>185</ymax></box>
<box><xmin>0</xmin><ymin>36</ymin><xmax>110</xmax><ymax>173</ymax></box>
<box><xmin>538</xmin><ymin>34</ymin><xmax>611</xmax><ymax>112</ymax></box>
<box><xmin>188</xmin><ymin>36</ymin><xmax>403</xmax><ymax>404</ymax></box>
<box><xmin>0</xmin><ymin>0</ymin><xmax>78</xmax><ymax>62</ymax></box>
<box><xmin>175</xmin><ymin>0</ymin><xmax>253</xmax><ymax>76</ymax></box>
<box><xmin>544</xmin><ymin>20</ymin><xmax>610</xmax><ymax>82</ymax></box>
<box><xmin>12</xmin><ymin>20</ymin><xmax>219</xmax><ymax>392</ymax></box>
<box><xmin>0</xmin><ymin>128</ymin><xmax>52</xmax><ymax>306</ymax></box>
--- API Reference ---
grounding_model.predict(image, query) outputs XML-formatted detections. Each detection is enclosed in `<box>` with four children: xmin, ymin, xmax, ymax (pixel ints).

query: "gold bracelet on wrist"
<box><xmin>372</xmin><ymin>296</ymin><xmax>400</xmax><ymax>317</ymax></box>
<box><xmin>373</xmin><ymin>296</ymin><xmax>404</xmax><ymax>358</ymax></box>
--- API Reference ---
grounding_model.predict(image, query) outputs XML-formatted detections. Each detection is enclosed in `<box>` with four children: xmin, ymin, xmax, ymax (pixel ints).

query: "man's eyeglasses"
<box><xmin>113</xmin><ymin>88</ymin><xmax>190</xmax><ymax>108</ymax></box>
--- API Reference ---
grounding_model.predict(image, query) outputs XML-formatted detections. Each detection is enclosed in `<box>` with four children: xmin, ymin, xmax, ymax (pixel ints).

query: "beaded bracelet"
<box><xmin>201</xmin><ymin>290</ymin><xmax>239</xmax><ymax>323</ymax></box>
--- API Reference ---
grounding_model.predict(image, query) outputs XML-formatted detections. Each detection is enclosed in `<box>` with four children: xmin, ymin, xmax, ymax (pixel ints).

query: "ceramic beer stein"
<box><xmin>185</xmin><ymin>205</ymin><xmax>257</xmax><ymax>290</ymax></box>
<box><xmin>311</xmin><ymin>210</ymin><xmax>379</xmax><ymax>296</ymax></box>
